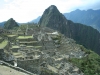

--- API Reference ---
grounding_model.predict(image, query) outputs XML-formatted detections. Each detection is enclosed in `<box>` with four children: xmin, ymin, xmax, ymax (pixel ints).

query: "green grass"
<box><xmin>7</xmin><ymin>35</ymin><xmax>17</xmax><ymax>37</ymax></box>
<box><xmin>70</xmin><ymin>46</ymin><xmax>100</xmax><ymax>75</ymax></box>
<box><xmin>17</xmin><ymin>36</ymin><xmax>33</xmax><ymax>39</ymax></box>
<box><xmin>19</xmin><ymin>41</ymin><xmax>37</xmax><ymax>43</ymax></box>
<box><xmin>0</xmin><ymin>40</ymin><xmax>8</xmax><ymax>49</ymax></box>
<box><xmin>12</xmin><ymin>46</ymin><xmax>20</xmax><ymax>48</ymax></box>
<box><xmin>34</xmin><ymin>46</ymin><xmax>42</xmax><ymax>48</ymax></box>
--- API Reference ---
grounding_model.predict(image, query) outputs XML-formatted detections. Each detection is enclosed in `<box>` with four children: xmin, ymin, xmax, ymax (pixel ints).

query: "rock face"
<box><xmin>4</xmin><ymin>18</ymin><xmax>19</xmax><ymax>29</ymax></box>
<box><xmin>39</xmin><ymin>5</ymin><xmax>100</xmax><ymax>55</ymax></box>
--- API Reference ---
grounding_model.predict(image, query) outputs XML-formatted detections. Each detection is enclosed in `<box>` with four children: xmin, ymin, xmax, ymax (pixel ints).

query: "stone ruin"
<box><xmin>0</xmin><ymin>27</ymin><xmax>85</xmax><ymax>75</ymax></box>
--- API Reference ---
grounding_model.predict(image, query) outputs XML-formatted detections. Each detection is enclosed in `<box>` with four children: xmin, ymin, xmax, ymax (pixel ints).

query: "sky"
<box><xmin>0</xmin><ymin>0</ymin><xmax>100</xmax><ymax>23</ymax></box>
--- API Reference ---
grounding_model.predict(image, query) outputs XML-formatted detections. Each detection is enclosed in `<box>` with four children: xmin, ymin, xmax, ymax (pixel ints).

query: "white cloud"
<box><xmin>4</xmin><ymin>0</ymin><xmax>9</xmax><ymax>2</ymax></box>
<box><xmin>0</xmin><ymin>0</ymin><xmax>100</xmax><ymax>23</ymax></box>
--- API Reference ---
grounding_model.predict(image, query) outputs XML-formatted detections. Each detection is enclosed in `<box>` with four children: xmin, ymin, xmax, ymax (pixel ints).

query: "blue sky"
<box><xmin>0</xmin><ymin>0</ymin><xmax>100</xmax><ymax>23</ymax></box>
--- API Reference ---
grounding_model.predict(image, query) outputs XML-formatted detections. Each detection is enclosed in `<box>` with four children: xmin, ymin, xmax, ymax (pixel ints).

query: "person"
<box><xmin>24</xmin><ymin>32</ymin><xmax>25</xmax><ymax>37</ymax></box>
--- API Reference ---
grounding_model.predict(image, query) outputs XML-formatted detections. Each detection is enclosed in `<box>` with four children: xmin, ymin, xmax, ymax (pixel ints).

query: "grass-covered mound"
<box><xmin>70</xmin><ymin>46</ymin><xmax>100</xmax><ymax>75</ymax></box>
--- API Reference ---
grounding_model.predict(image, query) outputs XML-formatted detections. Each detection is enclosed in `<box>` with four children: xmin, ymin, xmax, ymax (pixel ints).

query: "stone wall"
<box><xmin>0</xmin><ymin>49</ymin><xmax>4</xmax><ymax>60</ymax></box>
<box><xmin>0</xmin><ymin>60</ymin><xmax>34</xmax><ymax>75</ymax></box>
<box><xmin>17</xmin><ymin>59</ymin><xmax>40</xmax><ymax>73</ymax></box>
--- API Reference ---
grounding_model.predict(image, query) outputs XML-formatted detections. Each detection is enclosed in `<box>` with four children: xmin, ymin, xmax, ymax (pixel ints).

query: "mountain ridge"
<box><xmin>64</xmin><ymin>9</ymin><xmax>100</xmax><ymax>32</ymax></box>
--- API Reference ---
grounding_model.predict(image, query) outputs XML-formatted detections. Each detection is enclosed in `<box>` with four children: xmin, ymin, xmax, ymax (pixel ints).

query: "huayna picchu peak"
<box><xmin>47</xmin><ymin>5</ymin><xmax>60</xmax><ymax>13</ymax></box>
<box><xmin>39</xmin><ymin>5</ymin><xmax>70</xmax><ymax>36</ymax></box>
<box><xmin>39</xmin><ymin>5</ymin><xmax>100</xmax><ymax>55</ymax></box>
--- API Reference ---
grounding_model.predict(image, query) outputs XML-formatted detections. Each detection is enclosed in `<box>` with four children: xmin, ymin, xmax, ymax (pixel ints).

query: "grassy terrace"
<box><xmin>26</xmin><ymin>46</ymin><xmax>42</xmax><ymax>48</ymax></box>
<box><xmin>13</xmin><ymin>52</ymin><xmax>24</xmax><ymax>58</ymax></box>
<box><xmin>34</xmin><ymin>46</ymin><xmax>42</xmax><ymax>48</ymax></box>
<box><xmin>7</xmin><ymin>35</ymin><xmax>17</xmax><ymax>37</ymax></box>
<box><xmin>0</xmin><ymin>40</ymin><xmax>8</xmax><ymax>49</ymax></box>
<box><xmin>12</xmin><ymin>46</ymin><xmax>20</xmax><ymax>48</ymax></box>
<box><xmin>17</xmin><ymin>36</ymin><xmax>33</xmax><ymax>39</ymax></box>
<box><xmin>19</xmin><ymin>41</ymin><xmax>37</xmax><ymax>43</ymax></box>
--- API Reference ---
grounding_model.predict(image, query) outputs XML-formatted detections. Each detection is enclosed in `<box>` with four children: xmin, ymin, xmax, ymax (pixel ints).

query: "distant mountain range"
<box><xmin>64</xmin><ymin>9</ymin><xmax>100</xmax><ymax>32</ymax></box>
<box><xmin>0</xmin><ymin>21</ymin><xmax>6</xmax><ymax>27</ymax></box>
<box><xmin>39</xmin><ymin>5</ymin><xmax>100</xmax><ymax>55</ymax></box>
<box><xmin>30</xmin><ymin>16</ymin><xmax>41</xmax><ymax>23</ymax></box>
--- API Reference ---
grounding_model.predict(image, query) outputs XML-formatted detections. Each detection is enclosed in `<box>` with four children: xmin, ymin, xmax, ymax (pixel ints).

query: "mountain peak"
<box><xmin>9</xmin><ymin>18</ymin><xmax>13</xmax><ymax>20</ymax></box>
<box><xmin>4</xmin><ymin>18</ymin><xmax>19</xmax><ymax>29</ymax></box>
<box><xmin>39</xmin><ymin>5</ymin><xmax>70</xmax><ymax>35</ymax></box>
<box><xmin>48</xmin><ymin>5</ymin><xmax>57</xmax><ymax>10</ymax></box>
<box><xmin>43</xmin><ymin>5</ymin><xmax>60</xmax><ymax>15</ymax></box>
